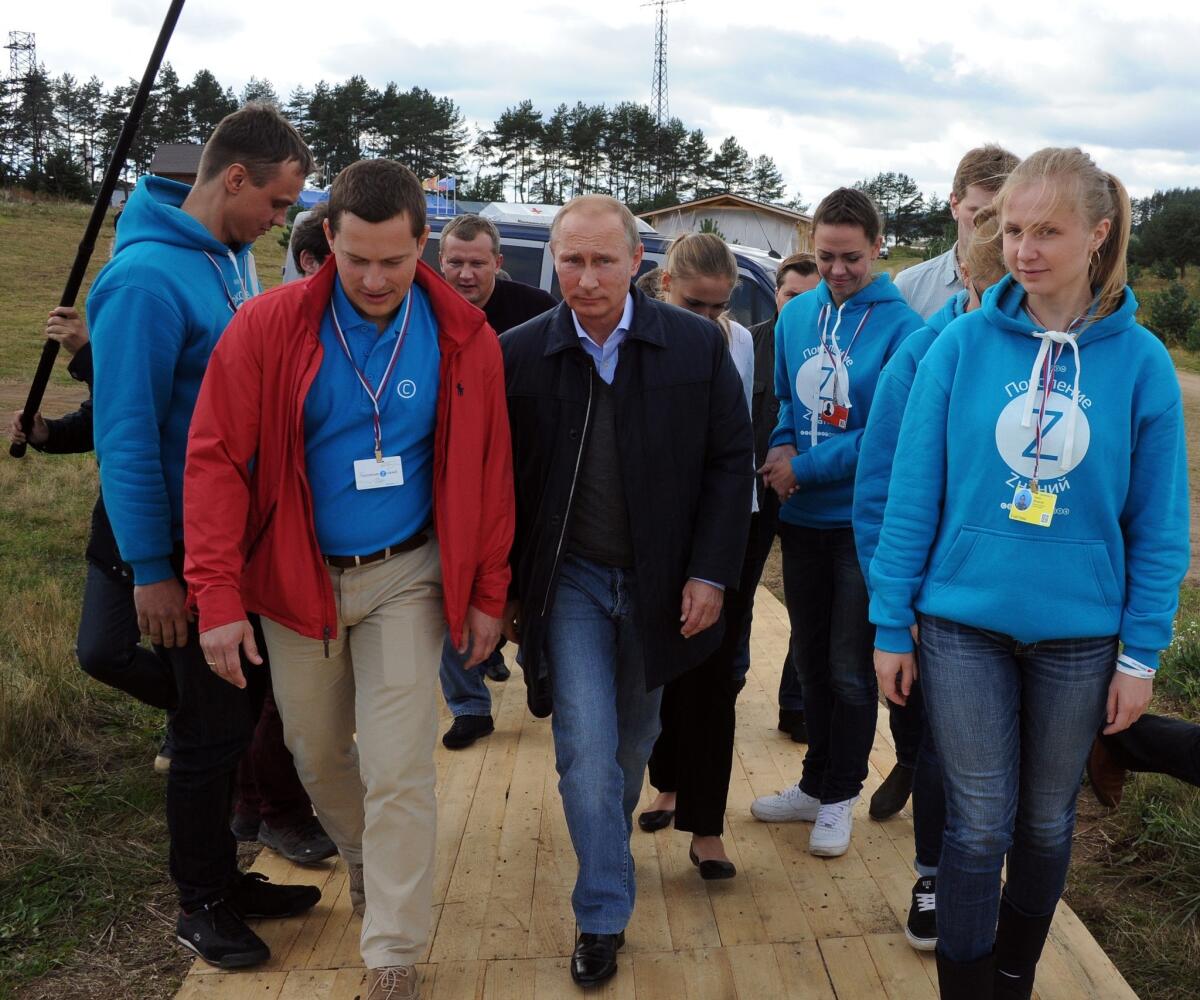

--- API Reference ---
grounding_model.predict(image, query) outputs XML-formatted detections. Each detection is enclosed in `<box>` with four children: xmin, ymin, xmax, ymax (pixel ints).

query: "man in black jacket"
<box><xmin>500</xmin><ymin>195</ymin><xmax>752</xmax><ymax>988</ymax></box>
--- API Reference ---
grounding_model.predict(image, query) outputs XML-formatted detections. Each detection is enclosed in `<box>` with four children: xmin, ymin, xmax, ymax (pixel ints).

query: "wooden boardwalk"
<box><xmin>176</xmin><ymin>589</ymin><xmax>1137</xmax><ymax>999</ymax></box>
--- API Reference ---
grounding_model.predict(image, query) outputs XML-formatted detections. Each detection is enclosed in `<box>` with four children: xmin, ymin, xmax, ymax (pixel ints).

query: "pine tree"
<box><xmin>710</xmin><ymin>136</ymin><xmax>751</xmax><ymax>195</ymax></box>
<box><xmin>749</xmin><ymin>154</ymin><xmax>786</xmax><ymax>203</ymax></box>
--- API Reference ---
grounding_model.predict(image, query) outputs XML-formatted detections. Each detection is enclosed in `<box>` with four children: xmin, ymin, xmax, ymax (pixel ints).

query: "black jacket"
<box><xmin>31</xmin><ymin>345</ymin><xmax>130</xmax><ymax>583</ymax></box>
<box><xmin>748</xmin><ymin>316</ymin><xmax>782</xmax><ymax>509</ymax></box>
<box><xmin>502</xmin><ymin>287</ymin><xmax>753</xmax><ymax>716</ymax></box>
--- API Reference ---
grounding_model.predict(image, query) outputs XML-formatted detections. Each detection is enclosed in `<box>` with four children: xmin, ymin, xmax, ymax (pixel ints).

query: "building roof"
<box><xmin>149</xmin><ymin>143</ymin><xmax>205</xmax><ymax>177</ymax></box>
<box><xmin>638</xmin><ymin>192</ymin><xmax>812</xmax><ymax>225</ymax></box>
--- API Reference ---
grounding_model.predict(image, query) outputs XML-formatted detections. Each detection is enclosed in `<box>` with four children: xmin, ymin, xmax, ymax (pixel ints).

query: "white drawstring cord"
<box><xmin>1019</xmin><ymin>329</ymin><xmax>1082</xmax><ymax>471</ymax></box>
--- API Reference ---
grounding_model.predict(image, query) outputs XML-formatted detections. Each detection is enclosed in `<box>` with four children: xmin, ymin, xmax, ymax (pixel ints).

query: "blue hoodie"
<box><xmin>869</xmin><ymin>275</ymin><xmax>1189</xmax><ymax>667</ymax></box>
<box><xmin>854</xmin><ymin>291</ymin><xmax>966</xmax><ymax>580</ymax></box>
<box><xmin>769</xmin><ymin>273</ymin><xmax>924</xmax><ymax>528</ymax></box>
<box><xmin>89</xmin><ymin>176</ymin><xmax>258</xmax><ymax>584</ymax></box>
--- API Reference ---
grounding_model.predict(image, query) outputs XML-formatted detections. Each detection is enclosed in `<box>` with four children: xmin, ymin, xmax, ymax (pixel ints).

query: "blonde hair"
<box><xmin>962</xmin><ymin>205</ymin><xmax>1007</xmax><ymax>291</ymax></box>
<box><xmin>993</xmin><ymin>147</ymin><xmax>1131</xmax><ymax>318</ymax></box>
<box><xmin>662</xmin><ymin>232</ymin><xmax>738</xmax><ymax>344</ymax></box>
<box><xmin>952</xmin><ymin>143</ymin><xmax>1019</xmax><ymax>201</ymax></box>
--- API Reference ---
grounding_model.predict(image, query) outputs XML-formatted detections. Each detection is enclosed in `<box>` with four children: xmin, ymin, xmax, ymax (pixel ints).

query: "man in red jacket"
<box><xmin>185</xmin><ymin>158</ymin><xmax>514</xmax><ymax>1000</ymax></box>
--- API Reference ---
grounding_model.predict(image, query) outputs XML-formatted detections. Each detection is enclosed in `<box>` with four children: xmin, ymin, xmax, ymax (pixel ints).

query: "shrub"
<box><xmin>1146</xmin><ymin>282</ymin><xmax>1200</xmax><ymax>346</ymax></box>
<box><xmin>1127</xmin><ymin>261</ymin><xmax>1143</xmax><ymax>284</ymax></box>
<box><xmin>1154</xmin><ymin>259</ymin><xmax>1179</xmax><ymax>281</ymax></box>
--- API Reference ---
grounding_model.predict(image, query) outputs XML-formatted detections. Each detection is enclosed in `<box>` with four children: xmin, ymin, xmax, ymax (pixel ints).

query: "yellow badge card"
<box><xmin>1009</xmin><ymin>486</ymin><xmax>1055</xmax><ymax>527</ymax></box>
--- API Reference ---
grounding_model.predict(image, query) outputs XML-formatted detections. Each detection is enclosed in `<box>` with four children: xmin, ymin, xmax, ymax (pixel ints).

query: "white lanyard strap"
<box><xmin>1020</xmin><ymin>327</ymin><xmax>1082</xmax><ymax>474</ymax></box>
<box><xmin>204</xmin><ymin>251</ymin><xmax>250</xmax><ymax>314</ymax></box>
<box><xmin>809</xmin><ymin>303</ymin><xmax>873</xmax><ymax>447</ymax></box>
<box><xmin>330</xmin><ymin>292</ymin><xmax>414</xmax><ymax>461</ymax></box>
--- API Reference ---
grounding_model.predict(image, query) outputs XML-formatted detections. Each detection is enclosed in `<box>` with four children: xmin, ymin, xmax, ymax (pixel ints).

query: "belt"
<box><xmin>323</xmin><ymin>531</ymin><xmax>428</xmax><ymax>569</ymax></box>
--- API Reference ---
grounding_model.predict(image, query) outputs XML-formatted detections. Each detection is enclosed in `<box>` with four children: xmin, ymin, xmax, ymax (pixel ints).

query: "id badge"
<box><xmin>1009</xmin><ymin>486</ymin><xmax>1054</xmax><ymax>527</ymax></box>
<box><xmin>354</xmin><ymin>456</ymin><xmax>405</xmax><ymax>491</ymax></box>
<box><xmin>819</xmin><ymin>400</ymin><xmax>850</xmax><ymax>429</ymax></box>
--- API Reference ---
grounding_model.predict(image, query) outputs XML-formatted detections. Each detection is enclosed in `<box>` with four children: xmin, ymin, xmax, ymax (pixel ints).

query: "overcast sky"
<box><xmin>19</xmin><ymin>0</ymin><xmax>1200</xmax><ymax>204</ymax></box>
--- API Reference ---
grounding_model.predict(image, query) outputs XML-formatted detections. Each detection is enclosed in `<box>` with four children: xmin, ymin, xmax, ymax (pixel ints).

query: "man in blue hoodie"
<box><xmin>751</xmin><ymin>188</ymin><xmax>923</xmax><ymax>859</ymax></box>
<box><xmin>88</xmin><ymin>104</ymin><xmax>320</xmax><ymax>968</ymax></box>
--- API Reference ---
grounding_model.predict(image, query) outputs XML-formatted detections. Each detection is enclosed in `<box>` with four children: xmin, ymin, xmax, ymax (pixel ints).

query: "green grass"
<box><xmin>0</xmin><ymin>189</ymin><xmax>286</xmax><ymax>999</ymax></box>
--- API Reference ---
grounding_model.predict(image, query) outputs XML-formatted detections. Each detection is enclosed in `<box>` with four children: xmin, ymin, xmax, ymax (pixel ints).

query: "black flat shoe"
<box><xmin>637</xmin><ymin>808</ymin><xmax>675</xmax><ymax>832</ymax></box>
<box><xmin>570</xmin><ymin>930</ymin><xmax>625</xmax><ymax>986</ymax></box>
<box><xmin>689</xmin><ymin>845</ymin><xmax>737</xmax><ymax>880</ymax></box>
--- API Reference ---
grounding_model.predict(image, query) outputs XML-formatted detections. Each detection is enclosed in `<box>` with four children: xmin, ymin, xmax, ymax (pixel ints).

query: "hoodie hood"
<box><xmin>928</xmin><ymin>289</ymin><xmax>967</xmax><ymax>335</ymax></box>
<box><xmin>114</xmin><ymin>175</ymin><xmax>249</xmax><ymax>257</ymax></box>
<box><xmin>815</xmin><ymin>271</ymin><xmax>908</xmax><ymax>312</ymax></box>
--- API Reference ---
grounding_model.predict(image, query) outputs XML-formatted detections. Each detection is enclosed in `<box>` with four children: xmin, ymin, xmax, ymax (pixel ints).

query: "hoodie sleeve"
<box><xmin>89</xmin><ymin>282</ymin><xmax>186</xmax><ymax>585</ymax></box>
<box><xmin>767</xmin><ymin>315</ymin><xmax>795</xmax><ymax>449</ymax></box>
<box><xmin>868</xmin><ymin>359</ymin><xmax>952</xmax><ymax>653</ymax></box>
<box><xmin>1118</xmin><ymin>397</ymin><xmax>1190</xmax><ymax>667</ymax></box>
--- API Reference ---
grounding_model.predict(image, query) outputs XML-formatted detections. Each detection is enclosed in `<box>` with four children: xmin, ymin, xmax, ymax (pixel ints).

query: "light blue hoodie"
<box><xmin>854</xmin><ymin>291</ymin><xmax>966</xmax><ymax>581</ymax></box>
<box><xmin>769</xmin><ymin>273</ymin><xmax>923</xmax><ymax>528</ymax></box>
<box><xmin>89</xmin><ymin>176</ymin><xmax>258</xmax><ymax>584</ymax></box>
<box><xmin>869</xmin><ymin>275</ymin><xmax>1189</xmax><ymax>667</ymax></box>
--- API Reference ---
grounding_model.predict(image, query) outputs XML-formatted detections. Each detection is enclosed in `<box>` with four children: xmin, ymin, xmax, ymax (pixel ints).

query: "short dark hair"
<box><xmin>291</xmin><ymin>203</ymin><xmax>329</xmax><ymax>271</ymax></box>
<box><xmin>775</xmin><ymin>251</ymin><xmax>817</xmax><ymax>289</ymax></box>
<box><xmin>440</xmin><ymin>214</ymin><xmax>501</xmax><ymax>256</ymax></box>
<box><xmin>197</xmin><ymin>103</ymin><xmax>313</xmax><ymax>185</ymax></box>
<box><xmin>328</xmin><ymin>159</ymin><xmax>426</xmax><ymax>237</ymax></box>
<box><xmin>812</xmin><ymin>188</ymin><xmax>883</xmax><ymax>243</ymax></box>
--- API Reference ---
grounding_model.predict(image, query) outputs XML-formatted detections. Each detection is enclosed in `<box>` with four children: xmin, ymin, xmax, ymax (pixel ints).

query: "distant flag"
<box><xmin>437</xmin><ymin>176</ymin><xmax>456</xmax><ymax>192</ymax></box>
<box><xmin>421</xmin><ymin>175</ymin><xmax>438</xmax><ymax>193</ymax></box>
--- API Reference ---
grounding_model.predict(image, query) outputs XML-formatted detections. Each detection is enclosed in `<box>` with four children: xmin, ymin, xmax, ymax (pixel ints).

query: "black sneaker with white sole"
<box><xmin>229</xmin><ymin>871</ymin><xmax>321</xmax><ymax>918</ymax></box>
<box><xmin>905</xmin><ymin>875</ymin><xmax>937</xmax><ymax>951</ymax></box>
<box><xmin>176</xmin><ymin>898</ymin><xmax>270</xmax><ymax>969</ymax></box>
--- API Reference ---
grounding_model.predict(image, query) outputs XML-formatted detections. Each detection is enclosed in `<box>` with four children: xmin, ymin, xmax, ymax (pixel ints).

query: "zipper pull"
<box><xmin>323</xmin><ymin>626</ymin><xmax>331</xmax><ymax>658</ymax></box>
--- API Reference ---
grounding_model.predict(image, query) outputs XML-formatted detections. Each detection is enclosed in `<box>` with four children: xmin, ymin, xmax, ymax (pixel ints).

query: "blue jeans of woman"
<box><xmin>778</xmin><ymin>522</ymin><xmax>877</xmax><ymax>803</ymax></box>
<box><xmin>918</xmin><ymin>614</ymin><xmax>1115</xmax><ymax>962</ymax></box>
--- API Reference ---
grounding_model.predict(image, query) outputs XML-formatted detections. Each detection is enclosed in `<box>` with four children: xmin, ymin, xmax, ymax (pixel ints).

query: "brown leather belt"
<box><xmin>323</xmin><ymin>531</ymin><xmax>428</xmax><ymax>569</ymax></box>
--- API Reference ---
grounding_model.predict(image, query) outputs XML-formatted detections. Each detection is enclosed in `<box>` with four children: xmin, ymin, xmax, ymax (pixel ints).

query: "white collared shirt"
<box><xmin>571</xmin><ymin>294</ymin><xmax>634</xmax><ymax>385</ymax></box>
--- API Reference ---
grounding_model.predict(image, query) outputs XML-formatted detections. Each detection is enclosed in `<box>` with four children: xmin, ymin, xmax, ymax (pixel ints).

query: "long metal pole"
<box><xmin>10</xmin><ymin>0</ymin><xmax>186</xmax><ymax>458</ymax></box>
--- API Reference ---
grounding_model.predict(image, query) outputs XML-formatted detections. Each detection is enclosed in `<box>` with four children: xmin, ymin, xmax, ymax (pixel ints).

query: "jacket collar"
<box><xmin>299</xmin><ymin>256</ymin><xmax>490</xmax><ymax>351</ymax></box>
<box><xmin>543</xmin><ymin>284</ymin><xmax>667</xmax><ymax>357</ymax></box>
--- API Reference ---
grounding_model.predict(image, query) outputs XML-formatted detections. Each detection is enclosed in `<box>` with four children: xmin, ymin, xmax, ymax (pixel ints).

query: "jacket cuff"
<box><xmin>874</xmin><ymin>625</ymin><xmax>914</xmax><ymax>654</ymax></box>
<box><xmin>130</xmin><ymin>557</ymin><xmax>175</xmax><ymax>586</ymax></box>
<box><xmin>197</xmin><ymin>586</ymin><xmax>250</xmax><ymax>634</ymax></box>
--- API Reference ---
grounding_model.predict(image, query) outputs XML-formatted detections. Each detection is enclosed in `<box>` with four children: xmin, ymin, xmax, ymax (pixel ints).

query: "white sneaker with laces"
<box><xmin>808</xmin><ymin>797</ymin><xmax>858</xmax><ymax>856</ymax></box>
<box><xmin>750</xmin><ymin>784</ymin><xmax>821</xmax><ymax>823</ymax></box>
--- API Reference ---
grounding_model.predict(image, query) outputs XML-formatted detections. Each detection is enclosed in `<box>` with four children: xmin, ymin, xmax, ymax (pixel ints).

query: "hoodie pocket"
<box><xmin>927</xmin><ymin>526</ymin><xmax>1122</xmax><ymax>618</ymax></box>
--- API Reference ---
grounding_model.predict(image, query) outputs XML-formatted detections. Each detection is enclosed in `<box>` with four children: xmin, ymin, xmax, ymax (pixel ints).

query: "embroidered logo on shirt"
<box><xmin>397</xmin><ymin>379</ymin><xmax>417</xmax><ymax>399</ymax></box>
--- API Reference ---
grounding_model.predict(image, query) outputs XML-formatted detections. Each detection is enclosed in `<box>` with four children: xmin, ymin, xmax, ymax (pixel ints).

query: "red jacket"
<box><xmin>183</xmin><ymin>257</ymin><xmax>514</xmax><ymax>647</ymax></box>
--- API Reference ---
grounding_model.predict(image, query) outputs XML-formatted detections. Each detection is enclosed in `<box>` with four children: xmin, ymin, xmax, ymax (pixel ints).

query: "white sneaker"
<box><xmin>751</xmin><ymin>784</ymin><xmax>821</xmax><ymax>823</ymax></box>
<box><xmin>808</xmin><ymin>797</ymin><xmax>858</xmax><ymax>857</ymax></box>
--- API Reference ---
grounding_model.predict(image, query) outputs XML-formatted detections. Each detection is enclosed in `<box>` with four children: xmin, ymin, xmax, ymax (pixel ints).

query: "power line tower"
<box><xmin>4</xmin><ymin>31</ymin><xmax>37</xmax><ymax>171</ymax></box>
<box><xmin>643</xmin><ymin>0</ymin><xmax>682</xmax><ymax>128</ymax></box>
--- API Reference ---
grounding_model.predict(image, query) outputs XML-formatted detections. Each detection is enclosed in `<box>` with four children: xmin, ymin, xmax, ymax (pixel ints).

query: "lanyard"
<box><xmin>330</xmin><ymin>292</ymin><xmax>414</xmax><ymax>461</ymax></box>
<box><xmin>818</xmin><ymin>303</ymin><xmax>874</xmax><ymax>403</ymax></box>
<box><xmin>204</xmin><ymin>251</ymin><xmax>250</xmax><ymax>314</ymax></box>
<box><xmin>1025</xmin><ymin>309</ymin><xmax>1082</xmax><ymax>487</ymax></box>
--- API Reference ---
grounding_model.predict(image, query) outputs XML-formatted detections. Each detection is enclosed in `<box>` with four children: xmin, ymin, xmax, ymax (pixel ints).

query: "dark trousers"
<box><xmin>778</xmin><ymin>522</ymin><xmax>877</xmax><ymax>803</ymax></box>
<box><xmin>1102</xmin><ymin>712</ymin><xmax>1200</xmax><ymax>785</ymax></box>
<box><xmin>231</xmin><ymin>619</ymin><xmax>314</xmax><ymax>831</ymax></box>
<box><xmin>648</xmin><ymin>583</ymin><xmax>750</xmax><ymax>837</ymax></box>
<box><xmin>886</xmin><ymin>686</ymin><xmax>923</xmax><ymax>769</ymax></box>
<box><xmin>910</xmin><ymin>675</ymin><xmax>947</xmax><ymax>874</ymax></box>
<box><xmin>778</xmin><ymin>651</ymin><xmax>806</xmax><ymax>713</ymax></box>
<box><xmin>164</xmin><ymin>614</ymin><xmax>264</xmax><ymax>908</ymax></box>
<box><xmin>731</xmin><ymin>497</ymin><xmax>778</xmax><ymax>686</ymax></box>
<box><xmin>76</xmin><ymin>562</ymin><xmax>177</xmax><ymax>710</ymax></box>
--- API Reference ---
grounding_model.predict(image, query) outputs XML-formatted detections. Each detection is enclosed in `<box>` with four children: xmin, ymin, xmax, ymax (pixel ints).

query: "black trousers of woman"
<box><xmin>647</xmin><ymin>580</ymin><xmax>750</xmax><ymax>837</ymax></box>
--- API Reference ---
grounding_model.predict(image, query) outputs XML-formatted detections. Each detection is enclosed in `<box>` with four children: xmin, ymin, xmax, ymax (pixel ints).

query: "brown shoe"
<box><xmin>367</xmin><ymin>966</ymin><xmax>419</xmax><ymax>999</ymax></box>
<box><xmin>1087</xmin><ymin>737</ymin><xmax>1127</xmax><ymax>809</ymax></box>
<box><xmin>348</xmin><ymin>862</ymin><xmax>365</xmax><ymax>917</ymax></box>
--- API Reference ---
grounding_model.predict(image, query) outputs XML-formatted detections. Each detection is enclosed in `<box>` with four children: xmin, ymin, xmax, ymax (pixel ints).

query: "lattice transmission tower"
<box><xmin>5</xmin><ymin>31</ymin><xmax>37</xmax><ymax>169</ymax></box>
<box><xmin>643</xmin><ymin>0</ymin><xmax>683</xmax><ymax>128</ymax></box>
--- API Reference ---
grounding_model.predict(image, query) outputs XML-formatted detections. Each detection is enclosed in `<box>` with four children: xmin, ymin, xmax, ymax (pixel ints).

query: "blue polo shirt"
<box><xmin>303</xmin><ymin>277</ymin><xmax>441</xmax><ymax>555</ymax></box>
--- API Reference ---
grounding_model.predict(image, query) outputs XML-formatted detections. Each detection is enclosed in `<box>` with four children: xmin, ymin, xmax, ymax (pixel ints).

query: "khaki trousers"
<box><xmin>262</xmin><ymin>539</ymin><xmax>444</xmax><ymax>968</ymax></box>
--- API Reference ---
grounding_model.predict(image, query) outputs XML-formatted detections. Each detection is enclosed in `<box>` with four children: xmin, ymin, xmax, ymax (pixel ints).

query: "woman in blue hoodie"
<box><xmin>870</xmin><ymin>148</ymin><xmax>1189</xmax><ymax>998</ymax></box>
<box><xmin>751</xmin><ymin>189</ymin><xmax>923</xmax><ymax>858</ymax></box>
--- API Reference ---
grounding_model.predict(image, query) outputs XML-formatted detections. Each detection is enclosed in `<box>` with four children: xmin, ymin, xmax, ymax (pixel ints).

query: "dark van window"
<box><xmin>421</xmin><ymin>234</ymin><xmax>441</xmax><ymax>271</ymax></box>
<box><xmin>730</xmin><ymin>278</ymin><xmax>774</xmax><ymax>328</ymax></box>
<box><xmin>498</xmin><ymin>243</ymin><xmax>545</xmax><ymax>288</ymax></box>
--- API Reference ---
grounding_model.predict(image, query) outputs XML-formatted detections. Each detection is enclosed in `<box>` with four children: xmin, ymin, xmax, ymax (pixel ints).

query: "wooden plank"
<box><xmin>1046</xmin><ymin>904</ymin><xmax>1140</xmax><ymax>999</ymax></box>
<box><xmin>725</xmin><ymin>942</ymin><xmax>789</xmax><ymax>998</ymax></box>
<box><xmin>630</xmin><ymin>951</ymin><xmax>685</xmax><ymax>998</ymax></box>
<box><xmin>481</xmin><ymin>958</ymin><xmax>538</xmax><ymax>999</ymax></box>
<box><xmin>526</xmin><ymin>758</ymin><xmax>577</xmax><ymax>959</ymax></box>
<box><xmin>624</xmin><ymin>799</ymin><xmax>674</xmax><ymax>953</ymax></box>
<box><xmin>531</xmin><ymin>957</ymin><xmax>635</xmax><ymax>999</ymax></box>
<box><xmin>325</xmin><ymin>966</ymin><xmax>435</xmax><ymax>1000</ymax></box>
<box><xmin>430</xmin><ymin>683</ymin><xmax>525</xmax><ymax>962</ymax></box>
<box><xmin>278</xmin><ymin>970</ymin><xmax>337</xmax><ymax>1000</ymax></box>
<box><xmin>175</xmin><ymin>973</ymin><xmax>288</xmax><ymax>998</ymax></box>
<box><xmin>772</xmin><ymin>941</ymin><xmax>836</xmax><ymax>1000</ymax></box>
<box><xmin>657</xmin><ymin>820</ymin><xmax>722</xmax><ymax>951</ymax></box>
<box><xmin>863</xmin><ymin>932</ymin><xmax>938</xmax><ymax>999</ymax></box>
<box><xmin>429</xmin><ymin>959</ymin><xmax>487</xmax><ymax>1000</ymax></box>
<box><xmin>836</xmin><ymin>877</ymin><xmax>903</xmax><ymax>936</ymax></box>
<box><xmin>675</xmin><ymin>947</ymin><xmax>738</xmax><ymax>1000</ymax></box>
<box><xmin>819</xmin><ymin>936</ymin><xmax>888</xmax><ymax>997</ymax></box>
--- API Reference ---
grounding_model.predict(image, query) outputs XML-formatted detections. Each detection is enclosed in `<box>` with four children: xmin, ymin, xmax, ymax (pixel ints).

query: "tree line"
<box><xmin>0</xmin><ymin>62</ymin><xmax>795</xmax><ymax>212</ymax></box>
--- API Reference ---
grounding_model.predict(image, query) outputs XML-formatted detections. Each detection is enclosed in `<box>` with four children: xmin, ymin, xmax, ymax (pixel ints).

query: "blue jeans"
<box><xmin>918</xmin><ymin>614</ymin><xmax>1115</xmax><ymax>962</ymax></box>
<box><xmin>544</xmin><ymin>555</ymin><xmax>662</xmax><ymax>934</ymax></box>
<box><xmin>437</xmin><ymin>633</ymin><xmax>496</xmax><ymax>717</ymax></box>
<box><xmin>779</xmin><ymin>522</ymin><xmax>877</xmax><ymax>803</ymax></box>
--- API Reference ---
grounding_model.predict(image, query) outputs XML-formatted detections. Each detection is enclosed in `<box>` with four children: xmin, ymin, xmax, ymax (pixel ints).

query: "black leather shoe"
<box><xmin>869</xmin><ymin>763</ymin><xmax>914</xmax><ymax>820</ymax></box>
<box><xmin>442</xmin><ymin>714</ymin><xmax>494</xmax><ymax>750</ymax></box>
<box><xmin>790</xmin><ymin>713</ymin><xmax>808</xmax><ymax>744</ymax></box>
<box><xmin>778</xmin><ymin>708</ymin><xmax>804</xmax><ymax>734</ymax></box>
<box><xmin>689</xmin><ymin>844</ymin><xmax>737</xmax><ymax>880</ymax></box>
<box><xmin>637</xmin><ymin>808</ymin><xmax>675</xmax><ymax>832</ymax></box>
<box><xmin>483</xmin><ymin>658</ymin><xmax>511</xmax><ymax>681</ymax></box>
<box><xmin>570</xmin><ymin>931</ymin><xmax>624</xmax><ymax>987</ymax></box>
<box><xmin>229</xmin><ymin>871</ymin><xmax>321</xmax><ymax>919</ymax></box>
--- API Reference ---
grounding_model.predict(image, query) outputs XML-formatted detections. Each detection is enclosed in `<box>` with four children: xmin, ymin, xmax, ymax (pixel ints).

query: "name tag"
<box><xmin>354</xmin><ymin>456</ymin><xmax>405</xmax><ymax>491</ymax></box>
<box><xmin>819</xmin><ymin>401</ymin><xmax>850</xmax><ymax>429</ymax></box>
<box><xmin>1008</xmin><ymin>486</ymin><xmax>1054</xmax><ymax>527</ymax></box>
